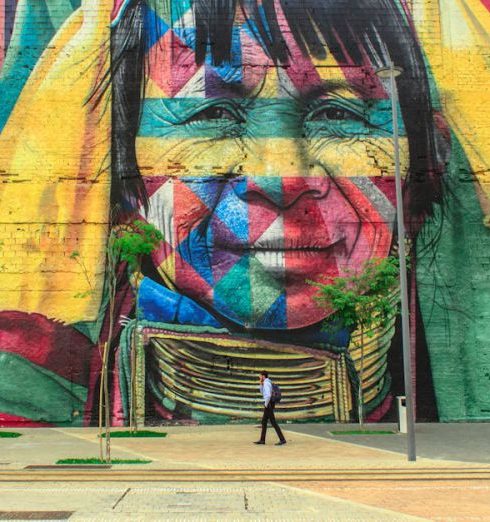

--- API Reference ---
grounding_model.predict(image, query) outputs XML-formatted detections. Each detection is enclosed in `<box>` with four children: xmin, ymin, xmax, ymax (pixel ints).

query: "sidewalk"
<box><xmin>0</xmin><ymin>423</ymin><xmax>489</xmax><ymax>520</ymax></box>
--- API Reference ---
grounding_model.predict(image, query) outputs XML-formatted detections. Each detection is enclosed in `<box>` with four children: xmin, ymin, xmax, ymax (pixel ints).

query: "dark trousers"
<box><xmin>260</xmin><ymin>402</ymin><xmax>285</xmax><ymax>442</ymax></box>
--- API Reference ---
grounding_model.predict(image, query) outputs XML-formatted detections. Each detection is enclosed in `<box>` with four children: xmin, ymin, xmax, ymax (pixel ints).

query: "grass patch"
<box><xmin>330</xmin><ymin>430</ymin><xmax>396</xmax><ymax>435</ymax></box>
<box><xmin>56</xmin><ymin>458</ymin><xmax>151</xmax><ymax>465</ymax></box>
<box><xmin>0</xmin><ymin>432</ymin><xmax>22</xmax><ymax>438</ymax></box>
<box><xmin>101</xmin><ymin>430</ymin><xmax>167</xmax><ymax>438</ymax></box>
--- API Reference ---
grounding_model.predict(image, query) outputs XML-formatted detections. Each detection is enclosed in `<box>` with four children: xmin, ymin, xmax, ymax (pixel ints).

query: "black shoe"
<box><xmin>254</xmin><ymin>441</ymin><xmax>265</xmax><ymax>445</ymax></box>
<box><xmin>275</xmin><ymin>440</ymin><xmax>287</xmax><ymax>446</ymax></box>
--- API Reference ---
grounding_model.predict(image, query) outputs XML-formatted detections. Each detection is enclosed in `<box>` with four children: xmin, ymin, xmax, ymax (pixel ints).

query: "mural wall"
<box><xmin>1</xmin><ymin>0</ymin><xmax>489</xmax><ymax>426</ymax></box>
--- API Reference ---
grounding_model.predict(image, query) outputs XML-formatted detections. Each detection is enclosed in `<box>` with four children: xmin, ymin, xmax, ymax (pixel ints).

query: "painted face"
<box><xmin>136</xmin><ymin>5</ymin><xmax>409</xmax><ymax>329</ymax></box>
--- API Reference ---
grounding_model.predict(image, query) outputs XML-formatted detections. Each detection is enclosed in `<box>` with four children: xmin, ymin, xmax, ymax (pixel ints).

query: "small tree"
<box><xmin>98</xmin><ymin>219</ymin><xmax>163</xmax><ymax>462</ymax></box>
<box><xmin>111</xmin><ymin>220</ymin><xmax>163</xmax><ymax>432</ymax></box>
<box><xmin>98</xmin><ymin>229</ymin><xmax>119</xmax><ymax>463</ymax></box>
<box><xmin>312</xmin><ymin>256</ymin><xmax>401</xmax><ymax>427</ymax></box>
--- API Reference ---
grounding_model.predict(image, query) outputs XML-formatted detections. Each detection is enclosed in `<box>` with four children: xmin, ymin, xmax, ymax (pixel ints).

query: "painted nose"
<box><xmin>231</xmin><ymin>139</ymin><xmax>330</xmax><ymax>208</ymax></box>
<box><xmin>232</xmin><ymin>176</ymin><xmax>331</xmax><ymax>210</ymax></box>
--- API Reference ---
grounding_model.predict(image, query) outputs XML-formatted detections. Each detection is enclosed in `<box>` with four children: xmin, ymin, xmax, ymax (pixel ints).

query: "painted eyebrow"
<box><xmin>298</xmin><ymin>80</ymin><xmax>359</xmax><ymax>102</ymax></box>
<box><xmin>211</xmin><ymin>78</ymin><xmax>359</xmax><ymax>101</ymax></box>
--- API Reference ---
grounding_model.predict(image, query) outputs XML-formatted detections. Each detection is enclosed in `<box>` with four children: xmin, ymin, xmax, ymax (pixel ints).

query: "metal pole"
<box><xmin>388</xmin><ymin>62</ymin><xmax>416</xmax><ymax>461</ymax></box>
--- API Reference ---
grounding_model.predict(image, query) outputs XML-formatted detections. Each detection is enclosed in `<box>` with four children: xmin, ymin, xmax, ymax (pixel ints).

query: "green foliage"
<box><xmin>330</xmin><ymin>430</ymin><xmax>395</xmax><ymax>435</ymax></box>
<box><xmin>311</xmin><ymin>256</ymin><xmax>400</xmax><ymax>335</ymax></box>
<box><xmin>69</xmin><ymin>250</ymin><xmax>95</xmax><ymax>299</ymax></box>
<box><xmin>0</xmin><ymin>431</ymin><xmax>22</xmax><ymax>438</ymax></box>
<box><xmin>110</xmin><ymin>220</ymin><xmax>164</xmax><ymax>272</ymax></box>
<box><xmin>101</xmin><ymin>430</ymin><xmax>167</xmax><ymax>438</ymax></box>
<box><xmin>56</xmin><ymin>458</ymin><xmax>151</xmax><ymax>465</ymax></box>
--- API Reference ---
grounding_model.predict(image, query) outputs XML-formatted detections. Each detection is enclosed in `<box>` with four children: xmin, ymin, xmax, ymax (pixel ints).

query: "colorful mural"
<box><xmin>0</xmin><ymin>0</ymin><xmax>489</xmax><ymax>426</ymax></box>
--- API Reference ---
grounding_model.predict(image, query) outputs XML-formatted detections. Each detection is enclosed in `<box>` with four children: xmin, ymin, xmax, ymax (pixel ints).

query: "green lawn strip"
<box><xmin>56</xmin><ymin>458</ymin><xmax>151</xmax><ymax>465</ymax></box>
<box><xmin>0</xmin><ymin>432</ymin><xmax>22</xmax><ymax>438</ymax></box>
<box><xmin>101</xmin><ymin>430</ymin><xmax>167</xmax><ymax>438</ymax></box>
<box><xmin>330</xmin><ymin>430</ymin><xmax>396</xmax><ymax>435</ymax></box>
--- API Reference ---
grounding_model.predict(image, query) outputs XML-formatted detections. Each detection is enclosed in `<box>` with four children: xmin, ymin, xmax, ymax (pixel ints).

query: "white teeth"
<box><xmin>254</xmin><ymin>250</ymin><xmax>285</xmax><ymax>272</ymax></box>
<box><xmin>254</xmin><ymin>215</ymin><xmax>284</xmax><ymax>250</ymax></box>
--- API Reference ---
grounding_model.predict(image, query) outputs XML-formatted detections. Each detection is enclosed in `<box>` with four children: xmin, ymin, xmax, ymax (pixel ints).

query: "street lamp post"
<box><xmin>375</xmin><ymin>62</ymin><xmax>416</xmax><ymax>462</ymax></box>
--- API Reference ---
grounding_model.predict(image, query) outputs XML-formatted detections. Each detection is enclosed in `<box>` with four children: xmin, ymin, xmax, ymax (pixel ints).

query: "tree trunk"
<box><xmin>98</xmin><ymin>232</ymin><xmax>118</xmax><ymax>463</ymax></box>
<box><xmin>98</xmin><ymin>343</ymin><xmax>104</xmax><ymax>462</ymax></box>
<box><xmin>129</xmin><ymin>328</ymin><xmax>137</xmax><ymax>433</ymax></box>
<box><xmin>102</xmin><ymin>341</ymin><xmax>111</xmax><ymax>462</ymax></box>
<box><xmin>358</xmin><ymin>327</ymin><xmax>365</xmax><ymax>429</ymax></box>
<box><xmin>129</xmin><ymin>259</ymin><xmax>142</xmax><ymax>433</ymax></box>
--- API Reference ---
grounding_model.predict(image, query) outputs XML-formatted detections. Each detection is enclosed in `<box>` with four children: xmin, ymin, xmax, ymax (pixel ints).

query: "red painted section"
<box><xmin>0</xmin><ymin>413</ymin><xmax>51</xmax><ymax>427</ymax></box>
<box><xmin>0</xmin><ymin>311</ymin><xmax>94</xmax><ymax>386</ymax></box>
<box><xmin>366</xmin><ymin>393</ymin><xmax>393</xmax><ymax>422</ymax></box>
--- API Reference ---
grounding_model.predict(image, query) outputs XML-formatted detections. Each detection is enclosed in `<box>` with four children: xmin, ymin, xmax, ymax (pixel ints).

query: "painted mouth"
<box><xmin>216</xmin><ymin>237</ymin><xmax>346</xmax><ymax>253</ymax></box>
<box><xmin>213</xmin><ymin>238</ymin><xmax>347</xmax><ymax>274</ymax></box>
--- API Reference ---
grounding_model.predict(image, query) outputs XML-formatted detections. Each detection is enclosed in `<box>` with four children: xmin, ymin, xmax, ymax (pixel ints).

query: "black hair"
<box><xmin>110</xmin><ymin>0</ymin><xmax>446</xmax><ymax>232</ymax></box>
<box><xmin>260</xmin><ymin>371</ymin><xmax>269</xmax><ymax>378</ymax></box>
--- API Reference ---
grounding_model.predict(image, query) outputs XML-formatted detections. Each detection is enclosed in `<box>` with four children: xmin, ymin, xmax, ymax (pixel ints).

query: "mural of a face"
<box><xmin>135</xmin><ymin>4</ymin><xmax>409</xmax><ymax>330</ymax></box>
<box><xmin>2</xmin><ymin>0</ymin><xmax>490</xmax><ymax>428</ymax></box>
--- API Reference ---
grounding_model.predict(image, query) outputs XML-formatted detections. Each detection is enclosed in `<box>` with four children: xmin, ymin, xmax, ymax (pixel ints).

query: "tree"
<box><xmin>111</xmin><ymin>220</ymin><xmax>163</xmax><ymax>433</ymax></box>
<box><xmin>98</xmin><ymin>219</ymin><xmax>163</xmax><ymax>462</ymax></box>
<box><xmin>311</xmin><ymin>257</ymin><xmax>401</xmax><ymax>427</ymax></box>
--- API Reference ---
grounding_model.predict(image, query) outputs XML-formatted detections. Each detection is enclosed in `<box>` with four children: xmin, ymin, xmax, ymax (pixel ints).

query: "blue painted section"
<box><xmin>256</xmin><ymin>292</ymin><xmax>287</xmax><ymax>329</ymax></box>
<box><xmin>138</xmin><ymin>277</ymin><xmax>221</xmax><ymax>327</ymax></box>
<box><xmin>180</xmin><ymin>178</ymin><xmax>223</xmax><ymax>210</ymax></box>
<box><xmin>205</xmin><ymin>27</ymin><xmax>242</xmax><ymax>82</ymax></box>
<box><xmin>144</xmin><ymin>5</ymin><xmax>169</xmax><ymax>50</ymax></box>
<box><xmin>176</xmin><ymin>227</ymin><xmax>214</xmax><ymax>286</ymax></box>
<box><xmin>213</xmin><ymin>183</ymin><xmax>249</xmax><ymax>242</ymax></box>
<box><xmin>174</xmin><ymin>27</ymin><xmax>196</xmax><ymax>50</ymax></box>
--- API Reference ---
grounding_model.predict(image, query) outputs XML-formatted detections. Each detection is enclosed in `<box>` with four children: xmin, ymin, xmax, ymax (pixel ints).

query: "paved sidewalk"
<box><xmin>0</xmin><ymin>423</ymin><xmax>489</xmax><ymax>520</ymax></box>
<box><xmin>0</xmin><ymin>482</ymin><xmax>429</xmax><ymax>521</ymax></box>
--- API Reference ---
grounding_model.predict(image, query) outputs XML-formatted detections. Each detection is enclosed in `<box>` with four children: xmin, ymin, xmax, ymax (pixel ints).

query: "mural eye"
<box><xmin>310</xmin><ymin>106</ymin><xmax>363</xmax><ymax>122</ymax></box>
<box><xmin>187</xmin><ymin>106</ymin><xmax>242</xmax><ymax>123</ymax></box>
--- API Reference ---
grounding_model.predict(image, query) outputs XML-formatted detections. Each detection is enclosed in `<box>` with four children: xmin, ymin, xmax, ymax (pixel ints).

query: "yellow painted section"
<box><xmin>135</xmin><ymin>136</ymin><xmax>409</xmax><ymax>178</ymax></box>
<box><xmin>415</xmin><ymin>0</ymin><xmax>490</xmax><ymax>220</ymax></box>
<box><xmin>0</xmin><ymin>0</ymin><xmax>112</xmax><ymax>323</ymax></box>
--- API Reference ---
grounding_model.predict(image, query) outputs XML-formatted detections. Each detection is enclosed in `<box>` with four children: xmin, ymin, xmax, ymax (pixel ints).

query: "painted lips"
<box><xmin>219</xmin><ymin>237</ymin><xmax>348</xmax><ymax>273</ymax></box>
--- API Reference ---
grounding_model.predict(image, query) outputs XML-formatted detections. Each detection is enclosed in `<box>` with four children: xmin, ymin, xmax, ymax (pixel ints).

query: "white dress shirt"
<box><xmin>260</xmin><ymin>378</ymin><xmax>273</xmax><ymax>407</ymax></box>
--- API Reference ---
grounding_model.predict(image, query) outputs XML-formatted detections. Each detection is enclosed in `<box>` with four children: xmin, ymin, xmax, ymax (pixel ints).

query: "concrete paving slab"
<box><xmin>0</xmin><ymin>486</ymin><xmax>123</xmax><ymax>512</ymax></box>
<box><xmin>0</xmin><ymin>483</ymin><xmax>429</xmax><ymax>521</ymax></box>
<box><xmin>285</xmin><ymin>423</ymin><xmax>490</xmax><ymax>464</ymax></box>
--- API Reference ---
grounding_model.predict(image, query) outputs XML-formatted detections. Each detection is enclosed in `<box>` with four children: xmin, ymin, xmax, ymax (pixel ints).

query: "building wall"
<box><xmin>0</xmin><ymin>0</ymin><xmax>489</xmax><ymax>426</ymax></box>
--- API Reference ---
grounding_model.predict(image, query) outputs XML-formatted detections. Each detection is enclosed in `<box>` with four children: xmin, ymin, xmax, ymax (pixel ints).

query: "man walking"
<box><xmin>254</xmin><ymin>371</ymin><xmax>287</xmax><ymax>445</ymax></box>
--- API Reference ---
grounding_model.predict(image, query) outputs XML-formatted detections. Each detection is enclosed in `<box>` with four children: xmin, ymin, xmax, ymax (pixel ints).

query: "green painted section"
<box><xmin>153</xmin><ymin>0</ymin><xmax>192</xmax><ymax>25</ymax></box>
<box><xmin>417</xmin><ymin>135</ymin><xmax>490</xmax><ymax>421</ymax></box>
<box><xmin>252</xmin><ymin>177</ymin><xmax>283</xmax><ymax>207</ymax></box>
<box><xmin>0</xmin><ymin>352</ymin><xmax>86</xmax><ymax>425</ymax></box>
<box><xmin>214</xmin><ymin>255</ymin><xmax>252</xmax><ymax>323</ymax></box>
<box><xmin>250</xmin><ymin>255</ymin><xmax>283</xmax><ymax>323</ymax></box>
<box><xmin>138</xmin><ymin>98</ymin><xmax>405</xmax><ymax>139</ymax></box>
<box><xmin>0</xmin><ymin>0</ymin><xmax>80</xmax><ymax>130</ymax></box>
